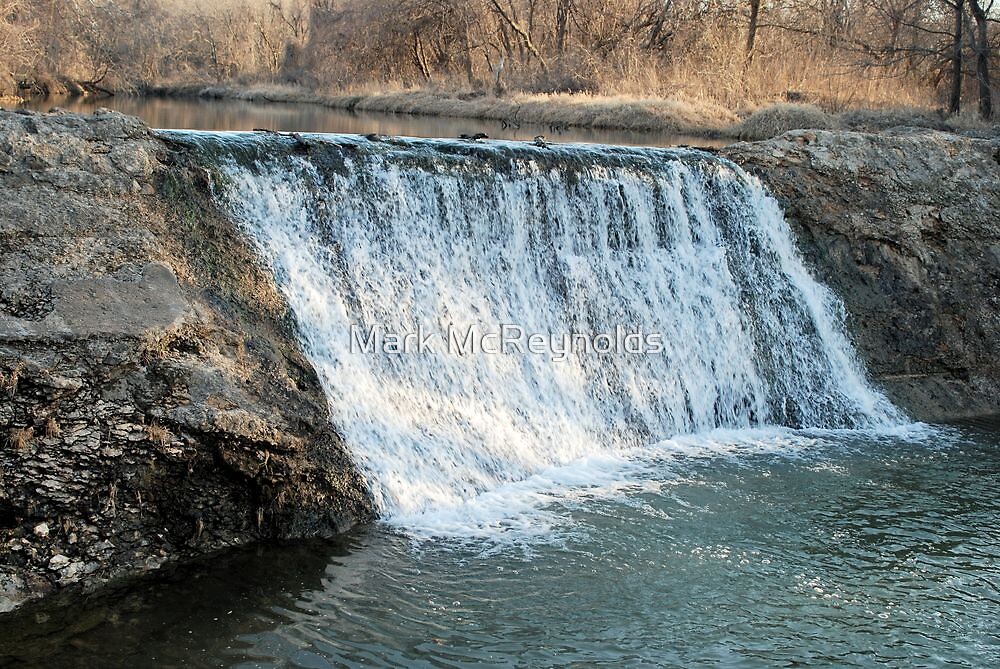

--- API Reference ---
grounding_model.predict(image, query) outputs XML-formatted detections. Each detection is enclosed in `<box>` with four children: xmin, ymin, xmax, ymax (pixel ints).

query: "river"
<box><xmin>2</xmin><ymin>420</ymin><xmax>998</xmax><ymax>667</ymax></box>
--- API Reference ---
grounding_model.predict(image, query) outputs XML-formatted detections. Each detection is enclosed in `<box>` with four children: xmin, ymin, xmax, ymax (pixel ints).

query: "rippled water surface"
<box><xmin>2</xmin><ymin>420</ymin><xmax>998</xmax><ymax>668</ymax></box>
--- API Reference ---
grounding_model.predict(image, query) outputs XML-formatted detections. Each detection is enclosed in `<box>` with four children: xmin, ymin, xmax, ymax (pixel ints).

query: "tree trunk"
<box><xmin>412</xmin><ymin>33</ymin><xmax>431</xmax><ymax>82</ymax></box>
<box><xmin>745</xmin><ymin>0</ymin><xmax>761</xmax><ymax>65</ymax></box>
<box><xmin>492</xmin><ymin>54</ymin><xmax>506</xmax><ymax>98</ymax></box>
<box><xmin>948</xmin><ymin>0</ymin><xmax>963</xmax><ymax>114</ymax></box>
<box><xmin>968</xmin><ymin>0</ymin><xmax>993</xmax><ymax>120</ymax></box>
<box><xmin>555</xmin><ymin>0</ymin><xmax>570</xmax><ymax>53</ymax></box>
<box><xmin>742</xmin><ymin>0</ymin><xmax>762</xmax><ymax>91</ymax></box>
<box><xmin>490</xmin><ymin>0</ymin><xmax>548</xmax><ymax>71</ymax></box>
<box><xmin>462</xmin><ymin>22</ymin><xmax>476</xmax><ymax>85</ymax></box>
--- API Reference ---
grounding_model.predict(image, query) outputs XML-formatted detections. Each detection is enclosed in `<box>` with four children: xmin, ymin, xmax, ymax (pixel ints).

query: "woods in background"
<box><xmin>1</xmin><ymin>0</ymin><xmax>996</xmax><ymax>119</ymax></box>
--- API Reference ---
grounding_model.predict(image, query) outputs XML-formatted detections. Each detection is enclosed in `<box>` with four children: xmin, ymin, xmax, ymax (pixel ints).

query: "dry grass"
<box><xmin>146</xmin><ymin>423</ymin><xmax>172</xmax><ymax>446</ymax></box>
<box><xmin>737</xmin><ymin>104</ymin><xmax>836</xmax><ymax>140</ymax></box>
<box><xmin>938</xmin><ymin>111</ymin><xmax>995</xmax><ymax>132</ymax></box>
<box><xmin>146</xmin><ymin>82</ymin><xmax>323</xmax><ymax>104</ymax></box>
<box><xmin>839</xmin><ymin>107</ymin><xmax>946</xmax><ymax>132</ymax></box>
<box><xmin>44</xmin><ymin>417</ymin><xmax>61</xmax><ymax>438</ymax></box>
<box><xmin>693</xmin><ymin>47</ymin><xmax>935</xmax><ymax>113</ymax></box>
<box><xmin>10</xmin><ymin>0</ymin><xmax>993</xmax><ymax>134</ymax></box>
<box><xmin>342</xmin><ymin>90</ymin><xmax>740</xmax><ymax>135</ymax></box>
<box><xmin>836</xmin><ymin>107</ymin><xmax>991</xmax><ymax>133</ymax></box>
<box><xmin>0</xmin><ymin>362</ymin><xmax>25</xmax><ymax>397</ymax></box>
<box><xmin>734</xmin><ymin>103</ymin><xmax>993</xmax><ymax>141</ymax></box>
<box><xmin>139</xmin><ymin>331</ymin><xmax>173</xmax><ymax>364</ymax></box>
<box><xmin>295</xmin><ymin>11</ymin><xmax>948</xmax><ymax>119</ymax></box>
<box><xmin>8</xmin><ymin>427</ymin><xmax>33</xmax><ymax>451</ymax></box>
<box><xmin>14</xmin><ymin>0</ymin><xmax>972</xmax><ymax>138</ymax></box>
<box><xmin>152</xmin><ymin>83</ymin><xmax>741</xmax><ymax>136</ymax></box>
<box><xmin>154</xmin><ymin>80</ymin><xmax>996</xmax><ymax>141</ymax></box>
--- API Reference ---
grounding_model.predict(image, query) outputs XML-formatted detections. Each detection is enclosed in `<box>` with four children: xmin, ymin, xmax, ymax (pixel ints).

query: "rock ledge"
<box><xmin>0</xmin><ymin>110</ymin><xmax>373</xmax><ymax>614</ymax></box>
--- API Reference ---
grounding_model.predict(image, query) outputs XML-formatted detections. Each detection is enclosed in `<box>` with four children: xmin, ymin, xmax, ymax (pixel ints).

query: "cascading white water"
<box><xmin>190</xmin><ymin>133</ymin><xmax>904</xmax><ymax>524</ymax></box>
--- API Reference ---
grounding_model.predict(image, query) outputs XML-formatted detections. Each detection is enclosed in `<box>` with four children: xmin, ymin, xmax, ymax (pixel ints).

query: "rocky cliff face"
<box><xmin>724</xmin><ymin>129</ymin><xmax>1000</xmax><ymax>421</ymax></box>
<box><xmin>0</xmin><ymin>110</ymin><xmax>373</xmax><ymax>613</ymax></box>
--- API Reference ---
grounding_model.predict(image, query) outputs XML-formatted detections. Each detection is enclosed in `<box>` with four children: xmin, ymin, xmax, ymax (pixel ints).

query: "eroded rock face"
<box><xmin>725</xmin><ymin>129</ymin><xmax>1000</xmax><ymax>420</ymax></box>
<box><xmin>0</xmin><ymin>110</ymin><xmax>373</xmax><ymax>613</ymax></box>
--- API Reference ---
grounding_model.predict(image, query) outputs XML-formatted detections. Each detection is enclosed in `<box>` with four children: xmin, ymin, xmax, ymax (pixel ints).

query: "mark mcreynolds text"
<box><xmin>350</xmin><ymin>324</ymin><xmax>664</xmax><ymax>360</ymax></box>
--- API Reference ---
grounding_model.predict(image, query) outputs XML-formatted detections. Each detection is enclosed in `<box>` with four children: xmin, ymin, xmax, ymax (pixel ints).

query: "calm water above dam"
<box><xmin>15</xmin><ymin>95</ymin><xmax>728</xmax><ymax>148</ymax></box>
<box><xmin>2</xmin><ymin>421</ymin><xmax>999</xmax><ymax>667</ymax></box>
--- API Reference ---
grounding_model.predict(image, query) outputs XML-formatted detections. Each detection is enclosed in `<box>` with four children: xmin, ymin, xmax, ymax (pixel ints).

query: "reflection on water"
<box><xmin>15</xmin><ymin>95</ymin><xmax>729</xmax><ymax>148</ymax></box>
<box><xmin>1</xmin><ymin>421</ymin><xmax>998</xmax><ymax>668</ymax></box>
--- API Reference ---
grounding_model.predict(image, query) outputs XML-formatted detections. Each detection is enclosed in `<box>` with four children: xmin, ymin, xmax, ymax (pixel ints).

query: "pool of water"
<box><xmin>14</xmin><ymin>95</ymin><xmax>728</xmax><ymax>148</ymax></box>
<box><xmin>2</xmin><ymin>420</ymin><xmax>998</xmax><ymax>668</ymax></box>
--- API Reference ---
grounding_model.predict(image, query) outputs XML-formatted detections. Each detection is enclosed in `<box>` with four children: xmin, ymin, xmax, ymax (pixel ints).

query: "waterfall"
<box><xmin>178</xmin><ymin>132</ymin><xmax>904</xmax><ymax>522</ymax></box>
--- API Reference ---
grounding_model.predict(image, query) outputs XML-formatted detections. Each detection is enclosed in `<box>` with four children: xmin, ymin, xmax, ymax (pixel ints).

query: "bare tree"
<box><xmin>1</xmin><ymin>0</ymin><xmax>994</xmax><ymax>117</ymax></box>
<box><xmin>948</xmin><ymin>0</ymin><xmax>963</xmax><ymax>114</ymax></box>
<box><xmin>967</xmin><ymin>0</ymin><xmax>993</xmax><ymax>119</ymax></box>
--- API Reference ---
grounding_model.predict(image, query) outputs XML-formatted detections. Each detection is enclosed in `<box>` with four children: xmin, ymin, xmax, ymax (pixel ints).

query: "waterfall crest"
<box><xmin>181</xmin><ymin>133</ymin><xmax>904</xmax><ymax>520</ymax></box>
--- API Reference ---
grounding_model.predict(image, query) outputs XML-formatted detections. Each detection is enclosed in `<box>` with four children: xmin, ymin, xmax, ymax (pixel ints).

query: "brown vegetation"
<box><xmin>0</xmin><ymin>1</ymin><xmax>997</xmax><ymax>122</ymax></box>
<box><xmin>0</xmin><ymin>0</ymin><xmax>311</xmax><ymax>98</ymax></box>
<box><xmin>738</xmin><ymin>104</ymin><xmax>834</xmax><ymax>140</ymax></box>
<box><xmin>7</xmin><ymin>426</ymin><xmax>32</xmax><ymax>451</ymax></box>
<box><xmin>44</xmin><ymin>417</ymin><xmax>61</xmax><ymax>438</ymax></box>
<box><xmin>0</xmin><ymin>361</ymin><xmax>24</xmax><ymax>396</ymax></box>
<box><xmin>145</xmin><ymin>423</ymin><xmax>172</xmax><ymax>447</ymax></box>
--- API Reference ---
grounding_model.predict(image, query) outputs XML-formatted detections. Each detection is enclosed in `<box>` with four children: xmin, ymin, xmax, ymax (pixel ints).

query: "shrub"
<box><xmin>943</xmin><ymin>110</ymin><xmax>992</xmax><ymax>132</ymax></box>
<box><xmin>0</xmin><ymin>362</ymin><xmax>24</xmax><ymax>397</ymax></box>
<box><xmin>738</xmin><ymin>103</ymin><xmax>834</xmax><ymax>140</ymax></box>
<box><xmin>524</xmin><ymin>53</ymin><xmax>601</xmax><ymax>95</ymax></box>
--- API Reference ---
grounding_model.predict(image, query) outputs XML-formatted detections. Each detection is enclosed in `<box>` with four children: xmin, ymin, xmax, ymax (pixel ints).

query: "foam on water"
<box><xmin>188</xmin><ymin>132</ymin><xmax>910</xmax><ymax>537</ymax></box>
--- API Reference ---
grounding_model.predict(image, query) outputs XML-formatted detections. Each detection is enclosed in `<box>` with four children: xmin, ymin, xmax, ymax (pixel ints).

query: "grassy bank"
<box><xmin>146</xmin><ymin>83</ymin><xmax>742</xmax><ymax>138</ymax></box>
<box><xmin>143</xmin><ymin>83</ymin><xmax>996</xmax><ymax>142</ymax></box>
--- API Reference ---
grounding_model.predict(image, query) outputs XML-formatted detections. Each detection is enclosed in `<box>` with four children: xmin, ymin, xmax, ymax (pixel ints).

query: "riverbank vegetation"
<box><xmin>1</xmin><ymin>0</ymin><xmax>996</xmax><ymax>132</ymax></box>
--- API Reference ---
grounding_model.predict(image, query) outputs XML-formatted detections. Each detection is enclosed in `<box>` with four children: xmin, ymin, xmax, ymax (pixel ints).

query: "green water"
<box><xmin>2</xmin><ymin>421</ymin><xmax>998</xmax><ymax>668</ymax></box>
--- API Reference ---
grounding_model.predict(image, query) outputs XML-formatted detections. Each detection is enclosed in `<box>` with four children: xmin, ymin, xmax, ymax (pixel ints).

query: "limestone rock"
<box><xmin>725</xmin><ymin>128</ymin><xmax>1000</xmax><ymax>419</ymax></box>
<box><xmin>0</xmin><ymin>110</ymin><xmax>374</xmax><ymax>615</ymax></box>
<box><xmin>47</xmin><ymin>554</ymin><xmax>69</xmax><ymax>570</ymax></box>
